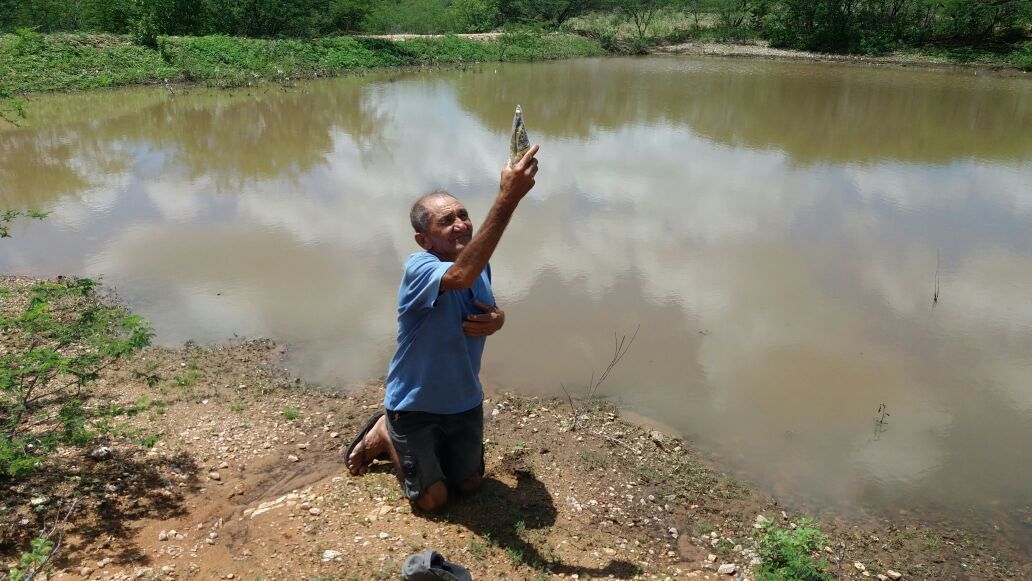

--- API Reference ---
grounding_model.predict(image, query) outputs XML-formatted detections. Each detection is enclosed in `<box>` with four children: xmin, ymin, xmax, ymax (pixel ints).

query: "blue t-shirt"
<box><xmin>384</xmin><ymin>252</ymin><xmax>494</xmax><ymax>414</ymax></box>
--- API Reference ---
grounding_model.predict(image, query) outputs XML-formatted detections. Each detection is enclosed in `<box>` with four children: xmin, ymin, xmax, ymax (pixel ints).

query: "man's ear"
<box><xmin>414</xmin><ymin>232</ymin><xmax>431</xmax><ymax>251</ymax></box>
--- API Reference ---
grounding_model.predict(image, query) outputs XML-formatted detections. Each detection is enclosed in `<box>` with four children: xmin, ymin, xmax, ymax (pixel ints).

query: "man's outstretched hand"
<box><xmin>499</xmin><ymin>144</ymin><xmax>539</xmax><ymax>204</ymax></box>
<box><xmin>463</xmin><ymin>299</ymin><xmax>505</xmax><ymax>336</ymax></box>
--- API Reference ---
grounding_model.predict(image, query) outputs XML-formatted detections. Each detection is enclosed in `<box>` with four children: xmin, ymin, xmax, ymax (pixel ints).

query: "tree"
<box><xmin>501</xmin><ymin>0</ymin><xmax>606</xmax><ymax>27</ymax></box>
<box><xmin>612</xmin><ymin>0</ymin><xmax>676</xmax><ymax>39</ymax></box>
<box><xmin>714</xmin><ymin>0</ymin><xmax>754</xmax><ymax>28</ymax></box>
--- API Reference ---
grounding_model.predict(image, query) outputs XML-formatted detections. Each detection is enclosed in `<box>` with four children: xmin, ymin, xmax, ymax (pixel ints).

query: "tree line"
<box><xmin>0</xmin><ymin>0</ymin><xmax>1029</xmax><ymax>54</ymax></box>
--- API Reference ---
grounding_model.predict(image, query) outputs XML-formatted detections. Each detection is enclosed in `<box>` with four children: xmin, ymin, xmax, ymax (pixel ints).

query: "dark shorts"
<box><xmin>385</xmin><ymin>403</ymin><xmax>484</xmax><ymax>501</ymax></box>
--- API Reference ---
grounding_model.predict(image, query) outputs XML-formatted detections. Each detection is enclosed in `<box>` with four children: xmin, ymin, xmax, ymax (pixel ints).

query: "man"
<box><xmin>345</xmin><ymin>145</ymin><xmax>540</xmax><ymax>512</ymax></box>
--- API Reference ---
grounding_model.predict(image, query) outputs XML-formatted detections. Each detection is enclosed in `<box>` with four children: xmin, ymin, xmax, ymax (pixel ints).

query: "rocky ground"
<box><xmin>1</xmin><ymin>276</ymin><xmax>1027</xmax><ymax>580</ymax></box>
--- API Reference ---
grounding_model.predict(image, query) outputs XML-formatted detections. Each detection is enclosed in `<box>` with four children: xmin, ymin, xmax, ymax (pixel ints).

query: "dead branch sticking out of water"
<box><xmin>560</xmin><ymin>325</ymin><xmax>640</xmax><ymax>432</ymax></box>
<box><xmin>933</xmin><ymin>249</ymin><xmax>941</xmax><ymax>305</ymax></box>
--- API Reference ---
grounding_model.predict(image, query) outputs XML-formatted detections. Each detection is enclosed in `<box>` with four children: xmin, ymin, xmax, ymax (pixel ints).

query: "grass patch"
<box><xmin>1</xmin><ymin>31</ymin><xmax>604</xmax><ymax>94</ymax></box>
<box><xmin>282</xmin><ymin>406</ymin><xmax>301</xmax><ymax>421</ymax></box>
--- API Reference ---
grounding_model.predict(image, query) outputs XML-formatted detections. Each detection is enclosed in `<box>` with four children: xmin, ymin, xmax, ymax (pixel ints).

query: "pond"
<box><xmin>2</xmin><ymin>56</ymin><xmax>1030</xmax><ymax>550</ymax></box>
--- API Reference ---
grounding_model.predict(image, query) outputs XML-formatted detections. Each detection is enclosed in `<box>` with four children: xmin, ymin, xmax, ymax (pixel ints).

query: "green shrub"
<box><xmin>754</xmin><ymin>517</ymin><xmax>832</xmax><ymax>581</ymax></box>
<box><xmin>1008</xmin><ymin>41</ymin><xmax>1032</xmax><ymax>71</ymax></box>
<box><xmin>0</xmin><ymin>278</ymin><xmax>153</xmax><ymax>480</ymax></box>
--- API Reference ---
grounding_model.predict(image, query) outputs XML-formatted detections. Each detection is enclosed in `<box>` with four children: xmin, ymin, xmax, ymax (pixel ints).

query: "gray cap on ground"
<box><xmin>401</xmin><ymin>549</ymin><xmax>473</xmax><ymax>581</ymax></box>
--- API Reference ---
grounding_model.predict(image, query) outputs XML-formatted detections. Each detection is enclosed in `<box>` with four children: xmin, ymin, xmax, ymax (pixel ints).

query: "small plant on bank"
<box><xmin>282</xmin><ymin>406</ymin><xmax>301</xmax><ymax>421</ymax></box>
<box><xmin>754</xmin><ymin>517</ymin><xmax>832</xmax><ymax>581</ymax></box>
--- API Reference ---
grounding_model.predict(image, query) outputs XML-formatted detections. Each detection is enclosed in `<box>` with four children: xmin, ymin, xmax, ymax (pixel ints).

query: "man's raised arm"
<box><xmin>440</xmin><ymin>145</ymin><xmax>539</xmax><ymax>292</ymax></box>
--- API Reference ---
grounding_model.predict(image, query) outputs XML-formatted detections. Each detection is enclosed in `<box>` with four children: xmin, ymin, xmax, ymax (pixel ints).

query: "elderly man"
<box><xmin>345</xmin><ymin>145</ymin><xmax>540</xmax><ymax>512</ymax></box>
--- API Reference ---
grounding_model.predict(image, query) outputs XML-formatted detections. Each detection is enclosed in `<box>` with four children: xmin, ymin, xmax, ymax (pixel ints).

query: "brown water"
<box><xmin>2</xmin><ymin>57</ymin><xmax>1031</xmax><ymax>549</ymax></box>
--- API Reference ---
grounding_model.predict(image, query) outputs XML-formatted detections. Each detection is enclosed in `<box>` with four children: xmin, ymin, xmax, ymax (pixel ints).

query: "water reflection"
<box><xmin>1</xmin><ymin>57</ymin><xmax>1030</xmax><ymax>551</ymax></box>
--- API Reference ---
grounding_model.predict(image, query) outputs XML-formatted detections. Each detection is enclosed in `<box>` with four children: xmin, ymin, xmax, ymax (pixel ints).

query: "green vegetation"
<box><xmin>0</xmin><ymin>30</ymin><xmax>604</xmax><ymax>94</ymax></box>
<box><xmin>0</xmin><ymin>277</ymin><xmax>153</xmax><ymax>480</ymax></box>
<box><xmin>754</xmin><ymin>517</ymin><xmax>832</xmax><ymax>581</ymax></box>
<box><xmin>282</xmin><ymin>406</ymin><xmax>301</xmax><ymax>420</ymax></box>
<box><xmin>0</xmin><ymin>210</ymin><xmax>49</xmax><ymax>238</ymax></box>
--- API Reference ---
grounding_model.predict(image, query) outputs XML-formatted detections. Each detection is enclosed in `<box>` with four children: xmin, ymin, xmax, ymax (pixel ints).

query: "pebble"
<box><xmin>717</xmin><ymin>563</ymin><xmax>736</xmax><ymax>575</ymax></box>
<box><xmin>158</xmin><ymin>530</ymin><xmax>168</xmax><ymax>541</ymax></box>
<box><xmin>219</xmin><ymin>461</ymin><xmax>229</xmax><ymax>469</ymax></box>
<box><xmin>29</xmin><ymin>496</ymin><xmax>47</xmax><ymax>506</ymax></box>
<box><xmin>321</xmin><ymin>550</ymin><xmax>341</xmax><ymax>561</ymax></box>
<box><xmin>887</xmin><ymin>571</ymin><xmax>902</xmax><ymax>580</ymax></box>
<box><xmin>330</xmin><ymin>432</ymin><xmax>339</xmax><ymax>438</ymax></box>
<box><xmin>878</xmin><ymin>575</ymin><xmax>889</xmax><ymax>581</ymax></box>
<box><xmin>706</xmin><ymin>554</ymin><xmax>716</xmax><ymax>563</ymax></box>
<box><xmin>97</xmin><ymin>557</ymin><xmax>113</xmax><ymax>568</ymax></box>
<box><xmin>287</xmin><ymin>455</ymin><xmax>300</xmax><ymax>463</ymax></box>
<box><xmin>855</xmin><ymin>562</ymin><xmax>867</xmax><ymax>572</ymax></box>
<box><xmin>378</xmin><ymin>532</ymin><xmax>389</xmax><ymax>539</ymax></box>
<box><xmin>90</xmin><ymin>446</ymin><xmax>112</xmax><ymax>460</ymax></box>
<box><xmin>309</xmin><ymin>508</ymin><xmax>322</xmax><ymax>516</ymax></box>
<box><xmin>208</xmin><ymin>471</ymin><xmax>221</xmax><ymax>481</ymax></box>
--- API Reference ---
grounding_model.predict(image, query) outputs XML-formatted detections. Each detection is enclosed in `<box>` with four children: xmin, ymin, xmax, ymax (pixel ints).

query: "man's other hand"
<box><xmin>499</xmin><ymin>144</ymin><xmax>539</xmax><ymax>203</ymax></box>
<box><xmin>463</xmin><ymin>299</ymin><xmax>505</xmax><ymax>336</ymax></box>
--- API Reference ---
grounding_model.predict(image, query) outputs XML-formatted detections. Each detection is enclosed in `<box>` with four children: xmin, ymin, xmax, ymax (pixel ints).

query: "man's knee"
<box><xmin>415</xmin><ymin>480</ymin><xmax>448</xmax><ymax>512</ymax></box>
<box><xmin>457</xmin><ymin>472</ymin><xmax>482</xmax><ymax>494</ymax></box>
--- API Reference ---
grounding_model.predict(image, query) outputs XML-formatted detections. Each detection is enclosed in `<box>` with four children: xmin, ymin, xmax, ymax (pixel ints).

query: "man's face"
<box><xmin>415</xmin><ymin>196</ymin><xmax>473</xmax><ymax>262</ymax></box>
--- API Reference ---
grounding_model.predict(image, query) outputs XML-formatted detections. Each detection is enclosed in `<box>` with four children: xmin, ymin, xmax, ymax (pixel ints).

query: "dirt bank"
<box><xmin>655</xmin><ymin>41</ymin><xmax>1025</xmax><ymax>73</ymax></box>
<box><xmin>1</xmin><ymin>276</ymin><xmax>1027</xmax><ymax>580</ymax></box>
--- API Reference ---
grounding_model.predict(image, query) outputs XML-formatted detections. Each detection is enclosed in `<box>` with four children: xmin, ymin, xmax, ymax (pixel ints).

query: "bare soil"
<box><xmin>655</xmin><ymin>41</ymin><xmax>1020</xmax><ymax>73</ymax></box>
<box><xmin>1</xmin><ymin>276</ymin><xmax>1027</xmax><ymax>580</ymax></box>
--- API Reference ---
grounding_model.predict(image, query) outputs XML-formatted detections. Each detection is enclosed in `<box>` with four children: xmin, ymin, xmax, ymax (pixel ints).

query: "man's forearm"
<box><xmin>441</xmin><ymin>195</ymin><xmax>518</xmax><ymax>291</ymax></box>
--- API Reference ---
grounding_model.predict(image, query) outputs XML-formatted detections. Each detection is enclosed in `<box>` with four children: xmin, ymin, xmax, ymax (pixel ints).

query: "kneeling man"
<box><xmin>346</xmin><ymin>145</ymin><xmax>540</xmax><ymax>512</ymax></box>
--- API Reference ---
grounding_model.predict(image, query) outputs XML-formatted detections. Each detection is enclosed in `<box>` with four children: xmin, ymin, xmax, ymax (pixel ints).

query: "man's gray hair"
<box><xmin>409</xmin><ymin>190</ymin><xmax>455</xmax><ymax>234</ymax></box>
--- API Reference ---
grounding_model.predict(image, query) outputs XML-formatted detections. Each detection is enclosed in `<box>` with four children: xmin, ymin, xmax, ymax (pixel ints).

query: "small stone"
<box><xmin>97</xmin><ymin>557</ymin><xmax>114</xmax><ymax>568</ymax></box>
<box><xmin>855</xmin><ymin>562</ymin><xmax>867</xmax><ymax>572</ymax></box>
<box><xmin>90</xmin><ymin>446</ymin><xmax>112</xmax><ymax>460</ymax></box>
<box><xmin>706</xmin><ymin>554</ymin><xmax>717</xmax><ymax>563</ymax></box>
<box><xmin>378</xmin><ymin>532</ymin><xmax>389</xmax><ymax>539</ymax></box>
<box><xmin>158</xmin><ymin>530</ymin><xmax>168</xmax><ymax>541</ymax></box>
<box><xmin>887</xmin><ymin>571</ymin><xmax>902</xmax><ymax>580</ymax></box>
<box><xmin>750</xmin><ymin>557</ymin><xmax>762</xmax><ymax>566</ymax></box>
<box><xmin>208</xmin><ymin>471</ymin><xmax>221</xmax><ymax>481</ymax></box>
<box><xmin>717</xmin><ymin>563</ymin><xmax>736</xmax><ymax>575</ymax></box>
<box><xmin>309</xmin><ymin>508</ymin><xmax>322</xmax><ymax>516</ymax></box>
<box><xmin>321</xmin><ymin>550</ymin><xmax>341</xmax><ymax>561</ymax></box>
<box><xmin>650</xmin><ymin>430</ymin><xmax>664</xmax><ymax>443</ymax></box>
<box><xmin>330</xmin><ymin>432</ymin><xmax>339</xmax><ymax>438</ymax></box>
<box><xmin>79</xmin><ymin>567</ymin><xmax>93</xmax><ymax>576</ymax></box>
<box><xmin>287</xmin><ymin>455</ymin><xmax>299</xmax><ymax>463</ymax></box>
<box><xmin>29</xmin><ymin>496</ymin><xmax>47</xmax><ymax>506</ymax></box>
<box><xmin>878</xmin><ymin>575</ymin><xmax>889</xmax><ymax>581</ymax></box>
<box><xmin>219</xmin><ymin>461</ymin><xmax>229</xmax><ymax>469</ymax></box>
<box><xmin>297</xmin><ymin>443</ymin><xmax>308</xmax><ymax>449</ymax></box>
<box><xmin>669</xmin><ymin>527</ymin><xmax>678</xmax><ymax>539</ymax></box>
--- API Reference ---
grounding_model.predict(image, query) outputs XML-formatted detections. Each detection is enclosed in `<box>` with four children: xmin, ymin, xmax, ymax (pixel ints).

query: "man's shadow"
<box><xmin>424</xmin><ymin>452</ymin><xmax>640</xmax><ymax>577</ymax></box>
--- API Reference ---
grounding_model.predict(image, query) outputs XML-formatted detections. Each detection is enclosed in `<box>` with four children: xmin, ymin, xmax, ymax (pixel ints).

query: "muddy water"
<box><xmin>2</xmin><ymin>57</ymin><xmax>1030</xmax><ymax>549</ymax></box>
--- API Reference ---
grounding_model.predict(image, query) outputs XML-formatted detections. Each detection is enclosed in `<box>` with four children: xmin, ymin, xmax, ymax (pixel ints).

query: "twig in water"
<box><xmin>933</xmin><ymin>249</ymin><xmax>940</xmax><ymax>305</ymax></box>
<box><xmin>560</xmin><ymin>325</ymin><xmax>640</xmax><ymax>431</ymax></box>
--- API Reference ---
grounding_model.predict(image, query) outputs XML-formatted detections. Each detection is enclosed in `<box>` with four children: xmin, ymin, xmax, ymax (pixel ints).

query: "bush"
<box><xmin>1008</xmin><ymin>40</ymin><xmax>1032</xmax><ymax>70</ymax></box>
<box><xmin>754</xmin><ymin>517</ymin><xmax>832</xmax><ymax>581</ymax></box>
<box><xmin>0</xmin><ymin>278</ymin><xmax>153</xmax><ymax>480</ymax></box>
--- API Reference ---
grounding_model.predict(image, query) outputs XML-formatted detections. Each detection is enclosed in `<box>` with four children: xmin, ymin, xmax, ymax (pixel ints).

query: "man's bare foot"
<box><xmin>346</xmin><ymin>415</ymin><xmax>390</xmax><ymax>476</ymax></box>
